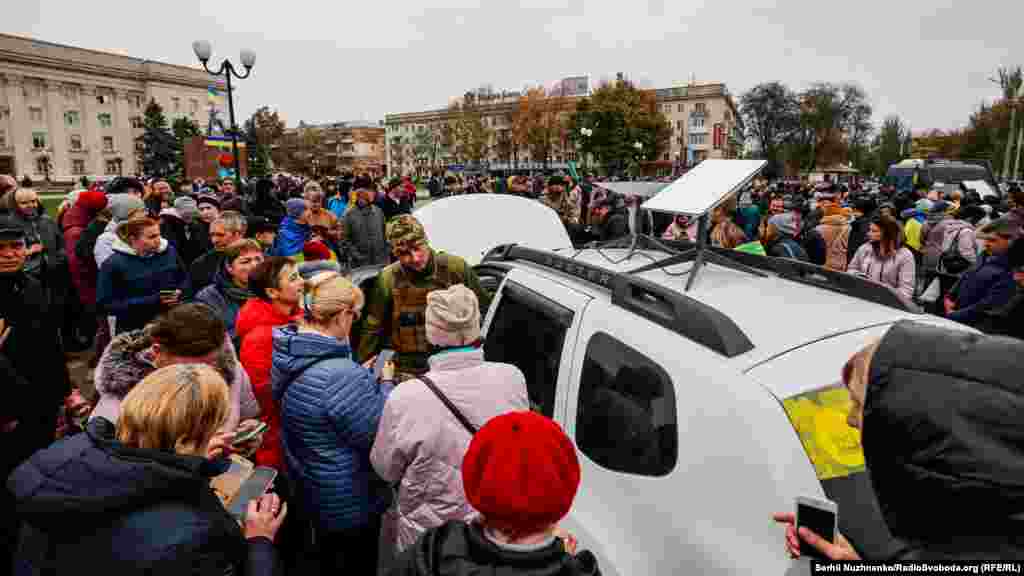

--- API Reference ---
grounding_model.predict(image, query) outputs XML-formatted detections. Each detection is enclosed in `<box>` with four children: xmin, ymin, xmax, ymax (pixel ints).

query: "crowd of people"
<box><xmin>0</xmin><ymin>170</ymin><xmax>601</xmax><ymax>575</ymax></box>
<box><xmin>2</xmin><ymin>166</ymin><xmax>1023</xmax><ymax>573</ymax></box>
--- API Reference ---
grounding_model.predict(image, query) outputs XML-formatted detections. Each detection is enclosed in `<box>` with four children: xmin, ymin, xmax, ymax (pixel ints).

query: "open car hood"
<box><xmin>414</xmin><ymin>195</ymin><xmax>572</xmax><ymax>266</ymax></box>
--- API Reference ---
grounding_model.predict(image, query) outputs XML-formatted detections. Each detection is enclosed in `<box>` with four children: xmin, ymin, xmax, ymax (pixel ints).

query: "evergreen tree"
<box><xmin>139</xmin><ymin>100</ymin><xmax>177</xmax><ymax>179</ymax></box>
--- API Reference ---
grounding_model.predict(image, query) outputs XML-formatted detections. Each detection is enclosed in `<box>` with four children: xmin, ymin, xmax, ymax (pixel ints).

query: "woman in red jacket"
<box><xmin>235</xmin><ymin>256</ymin><xmax>304</xmax><ymax>470</ymax></box>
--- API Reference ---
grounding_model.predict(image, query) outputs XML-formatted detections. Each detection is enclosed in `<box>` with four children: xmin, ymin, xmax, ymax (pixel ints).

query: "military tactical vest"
<box><xmin>389</xmin><ymin>252</ymin><xmax>466</xmax><ymax>373</ymax></box>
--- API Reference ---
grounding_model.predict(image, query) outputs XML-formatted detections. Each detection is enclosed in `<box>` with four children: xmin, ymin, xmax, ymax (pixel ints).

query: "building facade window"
<box><xmin>105</xmin><ymin>160</ymin><xmax>119</xmax><ymax>175</ymax></box>
<box><xmin>72</xmin><ymin>159</ymin><xmax>86</xmax><ymax>174</ymax></box>
<box><xmin>132</xmin><ymin>94</ymin><xmax>143</xmax><ymax>109</ymax></box>
<box><xmin>0</xmin><ymin>129</ymin><xmax>6</xmax><ymax>148</ymax></box>
<box><xmin>29</xmin><ymin>108</ymin><xmax>44</xmax><ymax>123</ymax></box>
<box><xmin>98</xmin><ymin>113</ymin><xmax>113</xmax><ymax>128</ymax></box>
<box><xmin>690</xmin><ymin>115</ymin><xmax>705</xmax><ymax>129</ymax></box>
<box><xmin>689</xmin><ymin>133</ymin><xmax>707</xmax><ymax>146</ymax></box>
<box><xmin>103</xmin><ymin>136</ymin><xmax>115</xmax><ymax>152</ymax></box>
<box><xmin>677</xmin><ymin>103</ymin><xmax>684</xmax><ymax>113</ymax></box>
<box><xmin>64</xmin><ymin>110</ymin><xmax>81</xmax><ymax>128</ymax></box>
<box><xmin>695</xmin><ymin>102</ymin><xmax>707</xmax><ymax>114</ymax></box>
<box><xmin>135</xmin><ymin>140</ymin><xmax>145</xmax><ymax>153</ymax></box>
<box><xmin>36</xmin><ymin>157</ymin><xmax>49</xmax><ymax>173</ymax></box>
<box><xmin>130</xmin><ymin>116</ymin><xmax>143</xmax><ymax>129</ymax></box>
<box><xmin>97</xmin><ymin>92</ymin><xmax>109</xmax><ymax>105</ymax></box>
<box><xmin>32</xmin><ymin>132</ymin><xmax>47</xmax><ymax>149</ymax></box>
<box><xmin>69</xmin><ymin>134</ymin><xmax>83</xmax><ymax>151</ymax></box>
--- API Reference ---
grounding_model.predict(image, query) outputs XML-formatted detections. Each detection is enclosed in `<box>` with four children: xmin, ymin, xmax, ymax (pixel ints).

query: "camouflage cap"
<box><xmin>386</xmin><ymin>214</ymin><xmax>428</xmax><ymax>249</ymax></box>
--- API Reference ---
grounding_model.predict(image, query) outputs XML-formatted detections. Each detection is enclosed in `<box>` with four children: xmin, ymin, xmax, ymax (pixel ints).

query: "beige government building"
<box><xmin>0</xmin><ymin>33</ymin><xmax>218</xmax><ymax>183</ymax></box>
<box><xmin>384</xmin><ymin>79</ymin><xmax>743</xmax><ymax>176</ymax></box>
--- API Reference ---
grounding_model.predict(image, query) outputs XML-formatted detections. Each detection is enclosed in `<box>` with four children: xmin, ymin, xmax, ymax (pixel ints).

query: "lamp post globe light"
<box><xmin>192</xmin><ymin>40</ymin><xmax>254</xmax><ymax>189</ymax></box>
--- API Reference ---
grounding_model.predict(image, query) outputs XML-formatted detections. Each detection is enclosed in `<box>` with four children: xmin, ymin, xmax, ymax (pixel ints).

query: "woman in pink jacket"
<box><xmin>370</xmin><ymin>284</ymin><xmax>529</xmax><ymax>555</ymax></box>
<box><xmin>847</xmin><ymin>215</ymin><xmax>917</xmax><ymax>302</ymax></box>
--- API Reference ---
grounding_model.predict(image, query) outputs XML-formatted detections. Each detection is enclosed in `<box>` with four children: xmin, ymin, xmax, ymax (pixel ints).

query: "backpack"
<box><xmin>939</xmin><ymin>228</ymin><xmax>971</xmax><ymax>275</ymax></box>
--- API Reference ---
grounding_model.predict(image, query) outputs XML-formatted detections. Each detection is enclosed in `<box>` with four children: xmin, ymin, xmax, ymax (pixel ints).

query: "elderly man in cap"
<box><xmin>943</xmin><ymin>217</ymin><xmax>1018</xmax><ymax>328</ymax></box>
<box><xmin>358</xmin><ymin>215</ymin><xmax>489</xmax><ymax>377</ymax></box>
<box><xmin>343</xmin><ymin>175</ymin><xmax>388</xmax><ymax>267</ymax></box>
<box><xmin>0</xmin><ymin>215</ymin><xmax>69</xmax><ymax>572</ymax></box>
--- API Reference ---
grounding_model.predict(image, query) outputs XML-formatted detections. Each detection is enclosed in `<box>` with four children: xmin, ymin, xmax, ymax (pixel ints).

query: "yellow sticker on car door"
<box><xmin>782</xmin><ymin>387</ymin><xmax>865</xmax><ymax>480</ymax></box>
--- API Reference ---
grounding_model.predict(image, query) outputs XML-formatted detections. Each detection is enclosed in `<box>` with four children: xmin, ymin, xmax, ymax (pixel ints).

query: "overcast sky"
<box><xmin>7</xmin><ymin>0</ymin><xmax>1023</xmax><ymax>132</ymax></box>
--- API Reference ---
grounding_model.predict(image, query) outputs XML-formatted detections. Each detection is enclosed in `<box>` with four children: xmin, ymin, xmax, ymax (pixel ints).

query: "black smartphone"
<box><xmin>796</xmin><ymin>496</ymin><xmax>838</xmax><ymax>559</ymax></box>
<box><xmin>227</xmin><ymin>467</ymin><xmax>278</xmax><ymax>521</ymax></box>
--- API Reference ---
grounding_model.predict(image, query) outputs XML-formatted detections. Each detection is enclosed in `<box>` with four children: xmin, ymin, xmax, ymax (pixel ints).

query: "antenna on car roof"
<box><xmin>631</xmin><ymin>159</ymin><xmax>770</xmax><ymax>291</ymax></box>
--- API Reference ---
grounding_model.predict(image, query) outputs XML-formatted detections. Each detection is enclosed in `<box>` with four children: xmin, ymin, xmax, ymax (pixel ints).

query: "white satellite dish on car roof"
<box><xmin>641</xmin><ymin>159</ymin><xmax>767</xmax><ymax>216</ymax></box>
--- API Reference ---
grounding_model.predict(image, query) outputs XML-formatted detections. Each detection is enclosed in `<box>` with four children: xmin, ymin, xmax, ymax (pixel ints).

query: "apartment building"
<box><xmin>273</xmin><ymin>120</ymin><xmax>386</xmax><ymax>177</ymax></box>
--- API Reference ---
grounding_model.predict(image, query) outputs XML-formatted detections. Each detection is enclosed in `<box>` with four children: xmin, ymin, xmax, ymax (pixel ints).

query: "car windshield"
<box><xmin>781</xmin><ymin>385</ymin><xmax>906</xmax><ymax>559</ymax></box>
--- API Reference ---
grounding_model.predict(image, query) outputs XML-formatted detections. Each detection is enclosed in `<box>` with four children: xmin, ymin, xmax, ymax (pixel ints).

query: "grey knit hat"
<box><xmin>108</xmin><ymin>194</ymin><xmax>146</xmax><ymax>222</ymax></box>
<box><xmin>174</xmin><ymin>197</ymin><xmax>199</xmax><ymax>222</ymax></box>
<box><xmin>425</xmin><ymin>284</ymin><xmax>481</xmax><ymax>348</ymax></box>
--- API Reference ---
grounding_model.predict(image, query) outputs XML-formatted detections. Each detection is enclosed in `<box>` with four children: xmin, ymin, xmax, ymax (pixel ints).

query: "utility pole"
<box><xmin>1015</xmin><ymin>123</ymin><xmax>1023</xmax><ymax>181</ymax></box>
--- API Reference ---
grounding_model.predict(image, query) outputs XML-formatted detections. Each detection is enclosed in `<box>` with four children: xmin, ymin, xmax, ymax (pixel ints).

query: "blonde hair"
<box><xmin>117</xmin><ymin>364</ymin><xmax>230</xmax><ymax>455</ymax></box>
<box><xmin>301</xmin><ymin>271</ymin><xmax>363</xmax><ymax>326</ymax></box>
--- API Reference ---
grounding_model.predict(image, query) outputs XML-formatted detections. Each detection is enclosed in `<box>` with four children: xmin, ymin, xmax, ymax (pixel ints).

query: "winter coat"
<box><xmin>596</xmin><ymin>208</ymin><xmax>630</xmax><ymax>242</ymax></box>
<box><xmin>90</xmin><ymin>328</ymin><xmax>259</xmax><ymax>432</ymax></box>
<box><xmin>847</xmin><ymin>244</ymin><xmax>917</xmax><ymax>302</ymax></box>
<box><xmin>271</xmin><ymin>325</ymin><xmax>392</xmax><ymax>532</ymax></box>
<box><xmin>159</xmin><ymin>211</ymin><xmax>204</xmax><ymax>267</ymax></box>
<box><xmin>8</xmin><ymin>418</ymin><xmax>280</xmax><ymax>576</ymax></box>
<box><xmin>327</xmin><ymin>195</ymin><xmax>348</xmax><ymax>220</ymax></box>
<box><xmin>807</xmin><ymin>214</ymin><xmax>851</xmax><ymax>271</ymax></box>
<box><xmin>271</xmin><ymin>216</ymin><xmax>309</xmax><ymax>261</ymax></box>
<box><xmin>378</xmin><ymin>195</ymin><xmax>412</xmax><ymax>223</ymax></box>
<box><xmin>923</xmin><ymin>219</ymin><xmax>978</xmax><ymax>272</ymax></box>
<box><xmin>195</xmin><ymin>267</ymin><xmax>253</xmax><ymax>341</ymax></box>
<box><xmin>96</xmin><ymin>236</ymin><xmax>188</xmax><ymax>334</ymax></box>
<box><xmin>190</xmin><ymin>248</ymin><xmax>224</xmax><ymax>296</ymax></box>
<box><xmin>947</xmin><ymin>252</ymin><xmax>1015</xmax><ymax>327</ymax></box>
<box><xmin>766</xmin><ymin>236</ymin><xmax>809</xmax><ymax>261</ymax></box>
<box><xmin>977</xmin><ymin>289</ymin><xmax>1024</xmax><ymax>340</ymax></box>
<box><xmin>846</xmin><ymin>215</ymin><xmax>872</xmax><ymax>265</ymax></box>
<box><xmin>862</xmin><ymin>321</ymin><xmax>1024</xmax><ymax>560</ymax></box>
<box><xmin>388</xmin><ymin>521</ymin><xmax>601</xmax><ymax>576</ymax></box>
<box><xmin>62</xmin><ymin>203</ymin><xmax>98</xmax><ymax>306</ymax></box>
<box><xmin>343</xmin><ymin>203</ymin><xmax>389</xmax><ymax>268</ymax></box>
<box><xmin>0</xmin><ymin>271</ymin><xmax>68</xmax><ymax>469</ymax></box>
<box><xmin>8</xmin><ymin>210</ymin><xmax>65</xmax><ymax>281</ymax></box>
<box><xmin>237</xmin><ymin>298</ymin><xmax>302</xmax><ymax>471</ymax></box>
<box><xmin>371</xmin><ymin>349</ymin><xmax>529</xmax><ymax>553</ymax></box>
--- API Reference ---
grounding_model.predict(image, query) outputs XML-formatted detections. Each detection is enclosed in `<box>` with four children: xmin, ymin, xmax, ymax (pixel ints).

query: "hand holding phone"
<box><xmin>374</xmin><ymin>349</ymin><xmax>395</xmax><ymax>381</ymax></box>
<box><xmin>233</xmin><ymin>421</ymin><xmax>268</xmax><ymax>447</ymax></box>
<box><xmin>795</xmin><ymin>496</ymin><xmax>837</xmax><ymax>559</ymax></box>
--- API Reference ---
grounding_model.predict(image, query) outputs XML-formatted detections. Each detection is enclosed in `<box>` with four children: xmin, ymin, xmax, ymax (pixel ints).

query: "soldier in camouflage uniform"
<box><xmin>541</xmin><ymin>175</ymin><xmax>581</xmax><ymax>227</ymax></box>
<box><xmin>357</xmin><ymin>215</ymin><xmax>491</xmax><ymax>377</ymax></box>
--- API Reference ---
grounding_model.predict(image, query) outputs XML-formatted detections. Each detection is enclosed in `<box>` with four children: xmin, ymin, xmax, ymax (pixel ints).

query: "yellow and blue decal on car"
<box><xmin>782</xmin><ymin>386</ymin><xmax>865</xmax><ymax>480</ymax></box>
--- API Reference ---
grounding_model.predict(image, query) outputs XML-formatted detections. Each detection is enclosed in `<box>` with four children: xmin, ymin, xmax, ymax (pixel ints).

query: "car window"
<box><xmin>575</xmin><ymin>332</ymin><xmax>677</xmax><ymax>477</ymax></box>
<box><xmin>483</xmin><ymin>281</ymin><xmax>572</xmax><ymax>417</ymax></box>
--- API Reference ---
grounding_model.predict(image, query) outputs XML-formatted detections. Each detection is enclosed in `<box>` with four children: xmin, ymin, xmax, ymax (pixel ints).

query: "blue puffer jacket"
<box><xmin>271</xmin><ymin>325</ymin><xmax>392</xmax><ymax>532</ymax></box>
<box><xmin>96</xmin><ymin>236</ymin><xmax>188</xmax><ymax>334</ymax></box>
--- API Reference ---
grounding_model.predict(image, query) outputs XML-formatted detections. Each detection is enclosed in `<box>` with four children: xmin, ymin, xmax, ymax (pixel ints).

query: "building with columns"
<box><xmin>384</xmin><ymin>80</ymin><xmax>742</xmax><ymax>176</ymax></box>
<box><xmin>0</xmin><ymin>33</ymin><xmax>220</xmax><ymax>184</ymax></box>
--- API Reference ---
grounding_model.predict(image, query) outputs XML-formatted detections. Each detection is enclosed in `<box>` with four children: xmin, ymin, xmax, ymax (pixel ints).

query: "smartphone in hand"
<box><xmin>232</xmin><ymin>421</ymin><xmax>268</xmax><ymax>447</ymax></box>
<box><xmin>795</xmin><ymin>496</ymin><xmax>838</xmax><ymax>560</ymax></box>
<box><xmin>373</xmin><ymin>349</ymin><xmax>395</xmax><ymax>381</ymax></box>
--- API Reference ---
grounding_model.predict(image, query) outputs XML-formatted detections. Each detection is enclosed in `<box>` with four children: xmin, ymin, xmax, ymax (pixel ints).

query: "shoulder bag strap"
<box><xmin>418</xmin><ymin>374</ymin><xmax>477</xmax><ymax>435</ymax></box>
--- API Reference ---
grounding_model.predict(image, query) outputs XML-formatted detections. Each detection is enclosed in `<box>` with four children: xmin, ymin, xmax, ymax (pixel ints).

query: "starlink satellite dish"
<box><xmin>641</xmin><ymin>159</ymin><xmax>767</xmax><ymax>217</ymax></box>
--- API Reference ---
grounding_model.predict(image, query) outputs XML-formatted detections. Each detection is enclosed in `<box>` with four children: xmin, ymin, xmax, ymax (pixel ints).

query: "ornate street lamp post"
<box><xmin>192</xmin><ymin>40</ymin><xmax>254</xmax><ymax>190</ymax></box>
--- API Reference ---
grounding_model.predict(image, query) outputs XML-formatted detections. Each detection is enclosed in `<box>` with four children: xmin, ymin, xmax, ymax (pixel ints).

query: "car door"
<box><xmin>480</xmin><ymin>268</ymin><xmax>591</xmax><ymax>424</ymax></box>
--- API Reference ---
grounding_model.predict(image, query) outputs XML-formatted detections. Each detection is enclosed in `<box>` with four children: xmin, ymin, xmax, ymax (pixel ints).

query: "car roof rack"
<box><xmin>482</xmin><ymin>244</ymin><xmax>755</xmax><ymax>358</ymax></box>
<box><xmin>640</xmin><ymin>240</ymin><xmax>921</xmax><ymax>313</ymax></box>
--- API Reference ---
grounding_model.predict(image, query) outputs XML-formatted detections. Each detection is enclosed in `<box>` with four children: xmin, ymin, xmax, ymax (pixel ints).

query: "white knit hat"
<box><xmin>425</xmin><ymin>284</ymin><xmax>481</xmax><ymax>348</ymax></box>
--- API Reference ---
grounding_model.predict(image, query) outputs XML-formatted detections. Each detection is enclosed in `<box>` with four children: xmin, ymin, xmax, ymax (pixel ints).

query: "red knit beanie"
<box><xmin>77</xmin><ymin>190</ymin><xmax>108</xmax><ymax>213</ymax></box>
<box><xmin>302</xmin><ymin>240</ymin><xmax>332</xmax><ymax>262</ymax></box>
<box><xmin>462</xmin><ymin>411</ymin><xmax>581</xmax><ymax>536</ymax></box>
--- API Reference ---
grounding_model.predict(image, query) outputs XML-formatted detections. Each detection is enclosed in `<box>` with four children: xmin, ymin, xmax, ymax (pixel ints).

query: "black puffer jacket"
<box><xmin>388</xmin><ymin>521</ymin><xmax>600</xmax><ymax>576</ymax></box>
<box><xmin>863</xmin><ymin>321</ymin><xmax>1024</xmax><ymax>560</ymax></box>
<box><xmin>8</xmin><ymin>418</ymin><xmax>280</xmax><ymax>576</ymax></box>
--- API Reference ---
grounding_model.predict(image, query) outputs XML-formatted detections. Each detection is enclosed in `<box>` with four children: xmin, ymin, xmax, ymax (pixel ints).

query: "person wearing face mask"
<box><xmin>343</xmin><ymin>175</ymin><xmax>389</xmax><ymax>268</ymax></box>
<box><xmin>196</xmin><ymin>239</ymin><xmax>265</xmax><ymax>343</ymax></box>
<box><xmin>358</xmin><ymin>215</ymin><xmax>490</xmax><ymax>377</ymax></box>
<box><xmin>8</xmin><ymin>363</ymin><xmax>287</xmax><ymax>576</ymax></box>
<box><xmin>271</xmin><ymin>271</ymin><xmax>393</xmax><ymax>575</ymax></box>
<box><xmin>96</xmin><ymin>216</ymin><xmax>188</xmax><ymax>335</ymax></box>
<box><xmin>774</xmin><ymin>321</ymin><xmax>1024</xmax><ymax>561</ymax></box>
<box><xmin>847</xmin><ymin>215</ymin><xmax>916</xmax><ymax>302</ymax></box>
